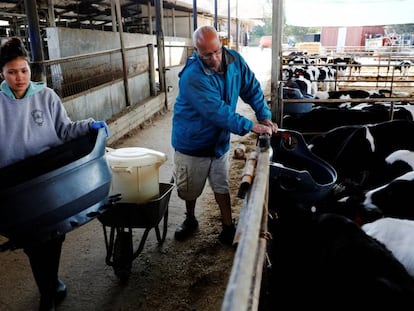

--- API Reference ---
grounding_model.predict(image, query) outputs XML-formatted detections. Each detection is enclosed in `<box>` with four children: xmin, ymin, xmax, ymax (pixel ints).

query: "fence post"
<box><xmin>147</xmin><ymin>44</ymin><xmax>157</xmax><ymax>96</ymax></box>
<box><xmin>114</xmin><ymin>0</ymin><xmax>131</xmax><ymax>107</ymax></box>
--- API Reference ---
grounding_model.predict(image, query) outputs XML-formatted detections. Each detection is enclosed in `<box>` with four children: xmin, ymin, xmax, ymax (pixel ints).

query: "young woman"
<box><xmin>0</xmin><ymin>37</ymin><xmax>109</xmax><ymax>311</ymax></box>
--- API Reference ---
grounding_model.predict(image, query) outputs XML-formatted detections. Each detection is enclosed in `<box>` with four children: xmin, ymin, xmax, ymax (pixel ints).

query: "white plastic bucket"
<box><xmin>105</xmin><ymin>147</ymin><xmax>167</xmax><ymax>204</ymax></box>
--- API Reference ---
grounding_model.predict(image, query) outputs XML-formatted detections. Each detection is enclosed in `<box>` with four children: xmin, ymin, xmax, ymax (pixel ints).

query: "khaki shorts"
<box><xmin>173</xmin><ymin>151</ymin><xmax>230</xmax><ymax>201</ymax></box>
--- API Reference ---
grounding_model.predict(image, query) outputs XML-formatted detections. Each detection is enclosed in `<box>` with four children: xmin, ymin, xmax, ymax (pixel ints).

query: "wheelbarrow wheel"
<box><xmin>113</xmin><ymin>229</ymin><xmax>133</xmax><ymax>283</ymax></box>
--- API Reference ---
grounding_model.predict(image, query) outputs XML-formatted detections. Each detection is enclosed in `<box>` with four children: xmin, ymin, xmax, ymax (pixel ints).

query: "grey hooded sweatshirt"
<box><xmin>0</xmin><ymin>81</ymin><xmax>93</xmax><ymax>168</ymax></box>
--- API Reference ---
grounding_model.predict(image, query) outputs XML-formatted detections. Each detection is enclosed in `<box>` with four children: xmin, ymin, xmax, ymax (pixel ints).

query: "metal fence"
<box><xmin>35</xmin><ymin>43</ymin><xmax>191</xmax><ymax>100</ymax></box>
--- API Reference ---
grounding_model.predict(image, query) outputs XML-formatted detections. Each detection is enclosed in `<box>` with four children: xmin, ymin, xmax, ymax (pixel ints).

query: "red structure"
<box><xmin>321</xmin><ymin>26</ymin><xmax>385</xmax><ymax>48</ymax></box>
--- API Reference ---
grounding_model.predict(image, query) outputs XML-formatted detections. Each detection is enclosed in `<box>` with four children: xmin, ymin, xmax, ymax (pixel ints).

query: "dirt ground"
<box><xmin>0</xmin><ymin>103</ymin><xmax>261</xmax><ymax>311</ymax></box>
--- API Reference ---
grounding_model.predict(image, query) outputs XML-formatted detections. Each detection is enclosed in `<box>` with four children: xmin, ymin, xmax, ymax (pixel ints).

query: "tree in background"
<box><xmin>250</xmin><ymin>17</ymin><xmax>321</xmax><ymax>46</ymax></box>
<box><xmin>283</xmin><ymin>24</ymin><xmax>321</xmax><ymax>44</ymax></box>
<box><xmin>250</xmin><ymin>18</ymin><xmax>272</xmax><ymax>45</ymax></box>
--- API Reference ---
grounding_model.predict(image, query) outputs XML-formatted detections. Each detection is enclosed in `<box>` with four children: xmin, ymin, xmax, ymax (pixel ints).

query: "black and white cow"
<box><xmin>327</xmin><ymin>56</ymin><xmax>362</xmax><ymax>80</ymax></box>
<box><xmin>282</xmin><ymin>51</ymin><xmax>310</xmax><ymax>65</ymax></box>
<box><xmin>283</xmin><ymin>103</ymin><xmax>414</xmax><ymax>134</ymax></box>
<box><xmin>282</xmin><ymin>64</ymin><xmax>337</xmax><ymax>95</ymax></box>
<box><xmin>361</xmin><ymin>170</ymin><xmax>414</xmax><ymax>219</ymax></box>
<box><xmin>314</xmin><ymin>89</ymin><xmax>411</xmax><ymax>101</ymax></box>
<box><xmin>289</xmin><ymin>65</ymin><xmax>319</xmax><ymax>95</ymax></box>
<box><xmin>305</xmin><ymin>120</ymin><xmax>414</xmax><ymax>222</ymax></box>
<box><xmin>264</xmin><ymin>120</ymin><xmax>414</xmax><ymax>309</ymax></box>
<box><xmin>308</xmin><ymin>121</ymin><xmax>414</xmax><ymax>186</ymax></box>
<box><xmin>362</xmin><ymin>217</ymin><xmax>414</xmax><ymax>277</ymax></box>
<box><xmin>262</xmin><ymin>210</ymin><xmax>414</xmax><ymax>309</ymax></box>
<box><xmin>264</xmin><ymin>118</ymin><xmax>414</xmax><ymax>310</ymax></box>
<box><xmin>314</xmin><ymin>89</ymin><xmax>388</xmax><ymax>100</ymax></box>
<box><xmin>394</xmin><ymin>60</ymin><xmax>412</xmax><ymax>80</ymax></box>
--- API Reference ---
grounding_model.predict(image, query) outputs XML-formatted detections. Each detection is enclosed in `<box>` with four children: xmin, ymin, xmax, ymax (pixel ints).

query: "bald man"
<box><xmin>171</xmin><ymin>25</ymin><xmax>277</xmax><ymax>245</ymax></box>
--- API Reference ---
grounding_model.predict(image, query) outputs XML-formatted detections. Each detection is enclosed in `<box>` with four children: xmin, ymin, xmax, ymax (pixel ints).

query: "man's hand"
<box><xmin>260</xmin><ymin>119</ymin><xmax>278</xmax><ymax>134</ymax></box>
<box><xmin>252</xmin><ymin>123</ymin><xmax>272</xmax><ymax>135</ymax></box>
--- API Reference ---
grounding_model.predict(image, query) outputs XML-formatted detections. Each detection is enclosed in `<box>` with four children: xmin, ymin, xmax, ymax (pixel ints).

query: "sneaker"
<box><xmin>38</xmin><ymin>279</ymin><xmax>67</xmax><ymax>311</ymax></box>
<box><xmin>54</xmin><ymin>279</ymin><xmax>67</xmax><ymax>305</ymax></box>
<box><xmin>174</xmin><ymin>214</ymin><xmax>199</xmax><ymax>241</ymax></box>
<box><xmin>218</xmin><ymin>223</ymin><xmax>236</xmax><ymax>246</ymax></box>
<box><xmin>39</xmin><ymin>295</ymin><xmax>55</xmax><ymax>311</ymax></box>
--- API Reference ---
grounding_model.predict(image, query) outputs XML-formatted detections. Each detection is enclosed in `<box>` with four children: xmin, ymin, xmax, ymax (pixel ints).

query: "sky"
<box><xmin>284</xmin><ymin>0</ymin><xmax>414</xmax><ymax>27</ymax></box>
<box><xmin>181</xmin><ymin>0</ymin><xmax>414</xmax><ymax>27</ymax></box>
<box><xmin>2</xmin><ymin>1</ymin><xmax>412</xmax><ymax>28</ymax></box>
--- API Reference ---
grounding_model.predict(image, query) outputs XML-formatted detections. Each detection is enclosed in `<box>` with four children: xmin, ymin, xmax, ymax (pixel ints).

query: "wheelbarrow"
<box><xmin>98</xmin><ymin>182</ymin><xmax>174</xmax><ymax>282</ymax></box>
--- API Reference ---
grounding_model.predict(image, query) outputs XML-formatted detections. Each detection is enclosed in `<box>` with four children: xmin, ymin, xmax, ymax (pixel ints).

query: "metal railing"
<box><xmin>222</xmin><ymin>136</ymin><xmax>271</xmax><ymax>311</ymax></box>
<box><xmin>36</xmin><ymin>45</ymin><xmax>149</xmax><ymax>99</ymax></box>
<box><xmin>34</xmin><ymin>43</ymin><xmax>191</xmax><ymax>100</ymax></box>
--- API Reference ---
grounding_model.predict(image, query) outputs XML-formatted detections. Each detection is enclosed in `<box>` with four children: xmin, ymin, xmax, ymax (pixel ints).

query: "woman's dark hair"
<box><xmin>0</xmin><ymin>37</ymin><xmax>29</xmax><ymax>70</ymax></box>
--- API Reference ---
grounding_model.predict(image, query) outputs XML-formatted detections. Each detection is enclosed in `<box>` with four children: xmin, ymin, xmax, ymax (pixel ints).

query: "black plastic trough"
<box><xmin>0</xmin><ymin>128</ymin><xmax>112</xmax><ymax>249</ymax></box>
<box><xmin>269</xmin><ymin>129</ymin><xmax>337</xmax><ymax>209</ymax></box>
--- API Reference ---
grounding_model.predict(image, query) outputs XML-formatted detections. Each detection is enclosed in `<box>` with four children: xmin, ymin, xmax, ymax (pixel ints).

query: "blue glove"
<box><xmin>90</xmin><ymin>120</ymin><xmax>110</xmax><ymax>137</ymax></box>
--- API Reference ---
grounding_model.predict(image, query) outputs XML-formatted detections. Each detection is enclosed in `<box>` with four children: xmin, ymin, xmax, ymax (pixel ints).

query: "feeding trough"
<box><xmin>0</xmin><ymin>128</ymin><xmax>112</xmax><ymax>249</ymax></box>
<box><xmin>268</xmin><ymin>129</ymin><xmax>337</xmax><ymax>210</ymax></box>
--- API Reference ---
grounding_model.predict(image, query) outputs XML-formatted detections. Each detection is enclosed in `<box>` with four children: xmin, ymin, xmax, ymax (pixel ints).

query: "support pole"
<box><xmin>154</xmin><ymin>0</ymin><xmax>168</xmax><ymax>108</ymax></box>
<box><xmin>227</xmin><ymin>0</ymin><xmax>231</xmax><ymax>47</ymax></box>
<box><xmin>147</xmin><ymin>1</ymin><xmax>153</xmax><ymax>35</ymax></box>
<box><xmin>147</xmin><ymin>44</ymin><xmax>156</xmax><ymax>96</ymax></box>
<box><xmin>24</xmin><ymin>0</ymin><xmax>45</xmax><ymax>82</ymax></box>
<box><xmin>47</xmin><ymin>0</ymin><xmax>56</xmax><ymax>27</ymax></box>
<box><xmin>271</xmin><ymin>0</ymin><xmax>284</xmax><ymax>125</ymax></box>
<box><xmin>214</xmin><ymin>0</ymin><xmax>218</xmax><ymax>30</ymax></box>
<box><xmin>193</xmin><ymin>0</ymin><xmax>197</xmax><ymax>30</ymax></box>
<box><xmin>114</xmin><ymin>0</ymin><xmax>131</xmax><ymax>107</ymax></box>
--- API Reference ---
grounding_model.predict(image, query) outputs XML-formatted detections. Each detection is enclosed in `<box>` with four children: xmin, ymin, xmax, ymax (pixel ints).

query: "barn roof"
<box><xmin>0</xmin><ymin>0</ymin><xmax>267</xmax><ymax>30</ymax></box>
<box><xmin>0</xmin><ymin>0</ymin><xmax>197</xmax><ymax>29</ymax></box>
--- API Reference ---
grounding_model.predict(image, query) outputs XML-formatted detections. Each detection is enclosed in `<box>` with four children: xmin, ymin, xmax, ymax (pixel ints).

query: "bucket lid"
<box><xmin>106</xmin><ymin>147</ymin><xmax>167</xmax><ymax>167</ymax></box>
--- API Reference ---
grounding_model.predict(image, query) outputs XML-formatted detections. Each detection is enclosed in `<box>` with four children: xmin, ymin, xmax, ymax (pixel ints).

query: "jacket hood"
<box><xmin>1</xmin><ymin>80</ymin><xmax>46</xmax><ymax>100</ymax></box>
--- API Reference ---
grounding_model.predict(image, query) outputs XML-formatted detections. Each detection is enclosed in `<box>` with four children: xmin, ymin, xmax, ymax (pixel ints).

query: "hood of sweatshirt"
<box><xmin>0</xmin><ymin>80</ymin><xmax>46</xmax><ymax>100</ymax></box>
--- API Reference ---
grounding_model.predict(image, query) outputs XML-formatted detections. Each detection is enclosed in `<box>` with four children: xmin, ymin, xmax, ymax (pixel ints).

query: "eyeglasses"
<box><xmin>197</xmin><ymin>46</ymin><xmax>222</xmax><ymax>60</ymax></box>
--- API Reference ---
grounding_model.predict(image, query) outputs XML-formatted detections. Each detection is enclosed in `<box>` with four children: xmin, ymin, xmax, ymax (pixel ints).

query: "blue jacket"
<box><xmin>172</xmin><ymin>48</ymin><xmax>272</xmax><ymax>158</ymax></box>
